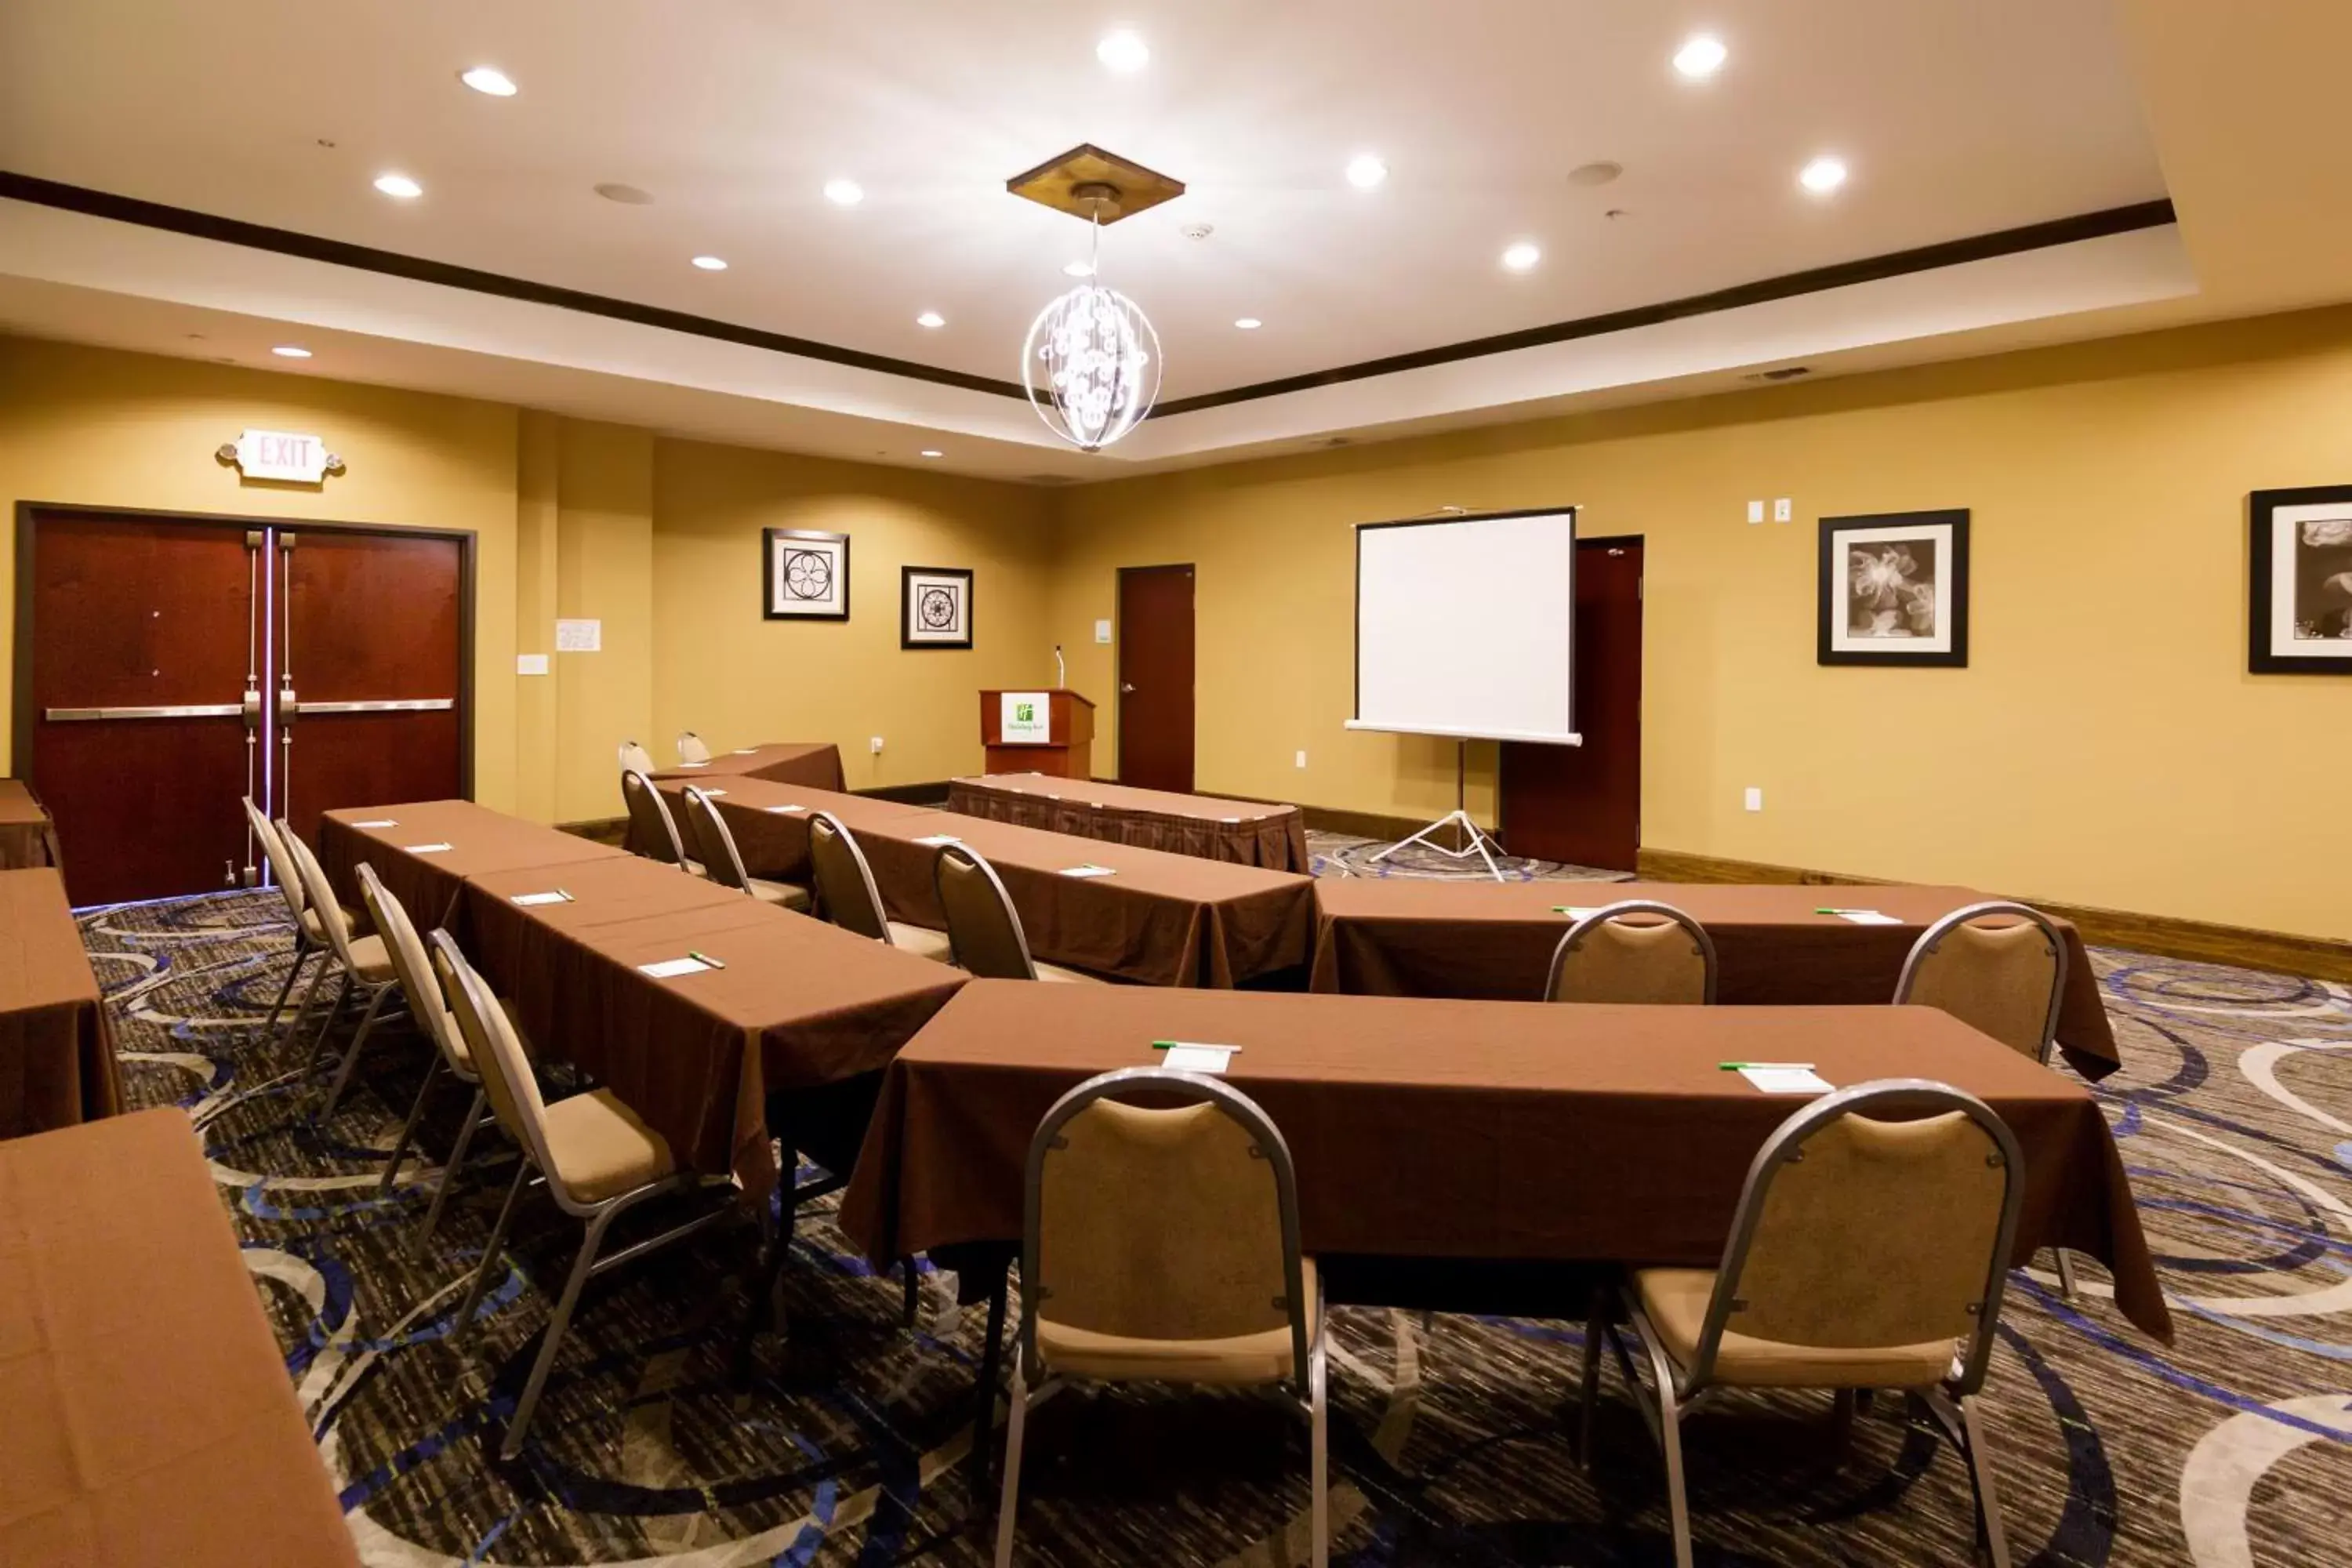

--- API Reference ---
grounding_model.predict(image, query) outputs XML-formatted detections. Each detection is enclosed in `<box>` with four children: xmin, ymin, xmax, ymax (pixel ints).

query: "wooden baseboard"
<box><xmin>1636</xmin><ymin>847</ymin><xmax>2352</xmax><ymax>982</ymax></box>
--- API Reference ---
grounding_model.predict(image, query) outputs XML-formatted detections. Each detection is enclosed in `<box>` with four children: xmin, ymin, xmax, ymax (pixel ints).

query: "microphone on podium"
<box><xmin>1054</xmin><ymin>644</ymin><xmax>1065</xmax><ymax>688</ymax></box>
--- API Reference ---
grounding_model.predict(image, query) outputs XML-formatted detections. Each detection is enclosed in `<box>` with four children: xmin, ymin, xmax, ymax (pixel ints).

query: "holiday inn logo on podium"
<box><xmin>1017</xmin><ymin>702</ymin><xmax>1035</xmax><ymax>723</ymax></box>
<box><xmin>1000</xmin><ymin>690</ymin><xmax>1052</xmax><ymax>744</ymax></box>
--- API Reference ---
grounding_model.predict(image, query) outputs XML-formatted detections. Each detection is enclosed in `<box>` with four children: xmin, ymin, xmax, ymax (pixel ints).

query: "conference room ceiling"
<box><xmin>0</xmin><ymin>0</ymin><xmax>2334</xmax><ymax>479</ymax></box>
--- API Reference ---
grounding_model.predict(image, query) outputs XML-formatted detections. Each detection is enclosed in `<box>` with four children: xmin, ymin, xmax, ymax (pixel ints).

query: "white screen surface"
<box><xmin>1348</xmin><ymin>509</ymin><xmax>1581</xmax><ymax>745</ymax></box>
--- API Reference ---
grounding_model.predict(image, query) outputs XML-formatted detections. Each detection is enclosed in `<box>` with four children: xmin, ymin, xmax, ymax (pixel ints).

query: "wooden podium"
<box><xmin>979</xmin><ymin>688</ymin><xmax>1094</xmax><ymax>780</ymax></box>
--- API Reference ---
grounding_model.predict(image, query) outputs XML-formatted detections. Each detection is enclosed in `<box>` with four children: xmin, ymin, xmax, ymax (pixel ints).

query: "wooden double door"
<box><xmin>18</xmin><ymin>508</ymin><xmax>470</xmax><ymax>906</ymax></box>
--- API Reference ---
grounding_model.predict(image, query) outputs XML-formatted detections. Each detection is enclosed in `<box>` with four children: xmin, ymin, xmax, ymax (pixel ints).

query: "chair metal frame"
<box><xmin>996</xmin><ymin>1066</ymin><xmax>1328</xmax><ymax>1568</ymax></box>
<box><xmin>242</xmin><ymin>798</ymin><xmax>322</xmax><ymax>1046</ymax></box>
<box><xmin>933</xmin><ymin>842</ymin><xmax>1042</xmax><ymax>979</ymax></box>
<box><xmin>276</xmin><ymin>824</ymin><xmax>405</xmax><ymax>1123</ymax></box>
<box><xmin>676</xmin><ymin>730</ymin><xmax>712</xmax><ymax>765</ymax></box>
<box><xmin>1581</xmin><ymin>1078</ymin><xmax>2026</xmax><ymax>1568</ymax></box>
<box><xmin>1544</xmin><ymin>899</ymin><xmax>1721</xmax><ymax>1004</ymax></box>
<box><xmin>363</xmin><ymin>870</ymin><xmax>495</xmax><ymax>1245</ymax></box>
<box><xmin>437</xmin><ymin>933</ymin><xmax>735</xmax><ymax>1462</ymax></box>
<box><xmin>808</xmin><ymin>811</ymin><xmax>893</xmax><ymax>942</ymax></box>
<box><xmin>681</xmin><ymin>785</ymin><xmax>758</xmax><ymax>894</ymax></box>
<box><xmin>621</xmin><ymin>769</ymin><xmax>693</xmax><ymax>868</ymax></box>
<box><xmin>618</xmin><ymin>739</ymin><xmax>655</xmax><ymax>777</ymax></box>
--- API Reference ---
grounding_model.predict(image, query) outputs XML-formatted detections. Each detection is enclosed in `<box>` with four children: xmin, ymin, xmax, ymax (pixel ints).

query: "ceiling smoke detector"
<box><xmin>1181</xmin><ymin>221</ymin><xmax>1214</xmax><ymax>241</ymax></box>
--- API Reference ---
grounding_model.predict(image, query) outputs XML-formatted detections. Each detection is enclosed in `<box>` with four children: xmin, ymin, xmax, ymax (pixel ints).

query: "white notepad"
<box><xmin>765</xmin><ymin>804</ymin><xmax>805</xmax><ymax>814</ymax></box>
<box><xmin>913</xmin><ymin>833</ymin><xmax>963</xmax><ymax>848</ymax></box>
<box><xmin>510</xmin><ymin>891</ymin><xmax>572</xmax><ymax>907</ymax></box>
<box><xmin>638</xmin><ymin>956</ymin><xmax>713</xmax><ymax>979</ymax></box>
<box><xmin>1821</xmin><ymin>908</ymin><xmax>1903</xmax><ymax>926</ymax></box>
<box><xmin>674</xmin><ymin>761</ymin><xmax>709</xmax><ymax>768</ymax></box>
<box><xmin>1555</xmin><ymin>906</ymin><xmax>1604</xmax><ymax>920</ymax></box>
<box><xmin>1158</xmin><ymin>1043</ymin><xmax>1237</xmax><ymax>1074</ymax></box>
<box><xmin>403</xmin><ymin>842</ymin><xmax>454</xmax><ymax>854</ymax></box>
<box><xmin>350</xmin><ymin>818</ymin><xmax>398</xmax><ymax>829</ymax></box>
<box><xmin>732</xmin><ymin>748</ymin><xmax>761</xmax><ymax>754</ymax></box>
<box><xmin>1737</xmin><ymin>1064</ymin><xmax>1833</xmax><ymax>1094</ymax></box>
<box><xmin>701</xmin><ymin>789</ymin><xmax>728</xmax><ymax>797</ymax></box>
<box><xmin>1061</xmin><ymin>863</ymin><xmax>1116</xmax><ymax>878</ymax></box>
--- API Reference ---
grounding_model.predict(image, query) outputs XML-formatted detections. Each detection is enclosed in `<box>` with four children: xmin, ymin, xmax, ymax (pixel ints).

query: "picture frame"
<box><xmin>900</xmin><ymin>565</ymin><xmax>973</xmax><ymax>649</ymax></box>
<box><xmin>763</xmin><ymin>528</ymin><xmax>849</xmax><ymax>621</ymax></box>
<box><xmin>2248</xmin><ymin>485</ymin><xmax>2352</xmax><ymax>674</ymax></box>
<box><xmin>1817</xmin><ymin>509</ymin><xmax>1970</xmax><ymax>668</ymax></box>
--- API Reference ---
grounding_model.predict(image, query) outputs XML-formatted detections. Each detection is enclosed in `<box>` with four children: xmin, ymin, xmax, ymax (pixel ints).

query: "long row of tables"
<box><xmin>0</xmin><ymin>867</ymin><xmax>117</xmax><ymax>1140</ymax></box>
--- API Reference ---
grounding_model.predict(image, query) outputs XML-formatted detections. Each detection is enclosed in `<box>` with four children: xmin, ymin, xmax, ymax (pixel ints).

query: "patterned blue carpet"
<box><xmin>81</xmin><ymin>879</ymin><xmax>2349</xmax><ymax>1566</ymax></box>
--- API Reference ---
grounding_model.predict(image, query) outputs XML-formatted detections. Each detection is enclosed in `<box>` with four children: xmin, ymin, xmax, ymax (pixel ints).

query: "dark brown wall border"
<box><xmin>1153</xmin><ymin>199</ymin><xmax>2180</xmax><ymax>416</ymax></box>
<box><xmin>2</xmin><ymin>169</ymin><xmax>2172</xmax><ymax>423</ymax></box>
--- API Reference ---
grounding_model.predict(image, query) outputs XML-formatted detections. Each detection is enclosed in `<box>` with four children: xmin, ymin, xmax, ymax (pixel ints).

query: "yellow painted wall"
<box><xmin>649</xmin><ymin>439</ymin><xmax>1056</xmax><ymax>791</ymax></box>
<box><xmin>1051</xmin><ymin>307</ymin><xmax>2352</xmax><ymax>942</ymax></box>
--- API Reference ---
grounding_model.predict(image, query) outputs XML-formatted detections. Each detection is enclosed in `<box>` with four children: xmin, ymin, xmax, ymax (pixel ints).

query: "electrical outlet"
<box><xmin>1295</xmin><ymin>750</ymin><xmax>1308</xmax><ymax>768</ymax></box>
<box><xmin>869</xmin><ymin>736</ymin><xmax>884</xmax><ymax>755</ymax></box>
<box><xmin>1747</xmin><ymin>499</ymin><xmax>1764</xmax><ymax>524</ymax></box>
<box><xmin>1744</xmin><ymin>786</ymin><xmax>1763</xmax><ymax>812</ymax></box>
<box><xmin>1773</xmin><ymin>497</ymin><xmax>1792</xmax><ymax>522</ymax></box>
<box><xmin>1094</xmin><ymin>618</ymin><xmax>1112</xmax><ymax>644</ymax></box>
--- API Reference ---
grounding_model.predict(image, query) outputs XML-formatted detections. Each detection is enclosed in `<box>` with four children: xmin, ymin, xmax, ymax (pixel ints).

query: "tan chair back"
<box><xmin>1021</xmin><ymin>1068</ymin><xmax>1310</xmax><ymax>1382</ymax></box>
<box><xmin>622</xmin><ymin>771</ymin><xmax>689</xmax><ymax>866</ymax></box>
<box><xmin>1545</xmin><ymin>900</ymin><xmax>1718</xmax><ymax>1004</ymax></box>
<box><xmin>618</xmin><ymin>740</ymin><xmax>655</xmax><ymax>777</ymax></box>
<box><xmin>244</xmin><ymin>798</ymin><xmax>308</xmax><ymax>927</ymax></box>
<box><xmin>935</xmin><ymin>844</ymin><xmax>1036</xmax><ymax>978</ymax></box>
<box><xmin>1895</xmin><ymin>902</ymin><xmax>2066</xmax><ymax>1064</ymax></box>
<box><xmin>808</xmin><ymin>812</ymin><xmax>890</xmax><ymax>942</ymax></box>
<box><xmin>430</xmin><ymin>930</ymin><xmax>568</xmax><ymax>1198</ymax></box>
<box><xmin>681</xmin><ymin>786</ymin><xmax>754</xmax><ymax>892</ymax></box>
<box><xmin>677</xmin><ymin>731</ymin><xmax>712</xmax><ymax>765</ymax></box>
<box><xmin>275</xmin><ymin>822</ymin><xmax>364</xmax><ymax>967</ymax></box>
<box><xmin>1690</xmin><ymin>1080</ymin><xmax>2024</xmax><ymax>1395</ymax></box>
<box><xmin>356</xmin><ymin>863</ymin><xmax>468</xmax><ymax>1076</ymax></box>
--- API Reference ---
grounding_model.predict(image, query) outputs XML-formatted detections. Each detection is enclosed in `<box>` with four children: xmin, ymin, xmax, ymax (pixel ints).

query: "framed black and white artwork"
<box><xmin>763</xmin><ymin>528</ymin><xmax>849</xmax><ymax>621</ymax></box>
<box><xmin>900</xmin><ymin>565</ymin><xmax>972</xmax><ymax>649</ymax></box>
<box><xmin>2249</xmin><ymin>486</ymin><xmax>2352</xmax><ymax>674</ymax></box>
<box><xmin>1817</xmin><ymin>509</ymin><xmax>1970</xmax><ymax>668</ymax></box>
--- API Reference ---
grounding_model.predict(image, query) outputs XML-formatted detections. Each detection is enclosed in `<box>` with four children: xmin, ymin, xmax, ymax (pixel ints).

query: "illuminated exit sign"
<box><xmin>220</xmin><ymin>428</ymin><xmax>343</xmax><ymax>485</ymax></box>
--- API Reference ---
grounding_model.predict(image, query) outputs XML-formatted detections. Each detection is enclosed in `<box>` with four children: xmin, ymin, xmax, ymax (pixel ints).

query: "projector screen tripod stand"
<box><xmin>1370</xmin><ymin>738</ymin><xmax>1510</xmax><ymax>882</ymax></box>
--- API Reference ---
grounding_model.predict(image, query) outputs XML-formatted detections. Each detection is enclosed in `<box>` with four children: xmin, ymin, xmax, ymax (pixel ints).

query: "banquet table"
<box><xmin>0</xmin><ymin>868</ymin><xmax>118</xmax><ymax>1138</ymax></box>
<box><xmin>947</xmin><ymin>773</ymin><xmax>1311</xmax><ymax>873</ymax></box>
<box><xmin>838</xmin><ymin>982</ymin><xmax>2171</xmax><ymax>1344</ymax></box>
<box><xmin>652</xmin><ymin>777</ymin><xmax>938</xmax><ymax>884</ymax></box>
<box><xmin>315</xmin><ymin>800</ymin><xmax>631</xmax><ymax>929</ymax></box>
<box><xmin>0</xmin><ymin>1109</ymin><xmax>362</xmax><ymax>1566</ymax></box>
<box><xmin>649</xmin><ymin>741</ymin><xmax>846</xmax><ymax>790</ymax></box>
<box><xmin>0</xmin><ymin>779</ymin><xmax>64</xmax><ymax>871</ymax></box>
<box><xmin>1309</xmin><ymin>879</ymin><xmax>2123</xmax><ymax>1079</ymax></box>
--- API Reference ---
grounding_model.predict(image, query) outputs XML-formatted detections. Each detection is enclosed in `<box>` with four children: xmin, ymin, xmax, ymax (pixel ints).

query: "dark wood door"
<box><xmin>1116</xmin><ymin>564</ymin><xmax>1195</xmax><ymax>792</ymax></box>
<box><xmin>1500</xmin><ymin>536</ymin><xmax>1643</xmax><ymax>870</ymax></box>
<box><xmin>24</xmin><ymin>511</ymin><xmax>260</xmax><ymax>905</ymax></box>
<box><xmin>279</xmin><ymin>529</ymin><xmax>463</xmax><ymax>843</ymax></box>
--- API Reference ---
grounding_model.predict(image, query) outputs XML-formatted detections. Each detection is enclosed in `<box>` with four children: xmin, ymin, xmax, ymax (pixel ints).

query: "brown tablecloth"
<box><xmin>1309</xmin><ymin>880</ymin><xmax>2123</xmax><ymax>1080</ymax></box>
<box><xmin>652</xmin><ymin>778</ymin><xmax>938</xmax><ymax>884</ymax></box>
<box><xmin>844</xmin><ymin>811</ymin><xmax>1314</xmax><ymax>988</ymax></box>
<box><xmin>837</xmin><ymin>982</ymin><xmax>2171</xmax><ymax>1343</ymax></box>
<box><xmin>0</xmin><ymin>780</ymin><xmax>64</xmax><ymax>872</ymax></box>
<box><xmin>455</xmin><ymin>856</ymin><xmax>966</xmax><ymax>1200</ymax></box>
<box><xmin>0</xmin><ymin>869</ymin><xmax>118</xmax><ymax>1139</ymax></box>
<box><xmin>947</xmin><ymin>774</ymin><xmax>1312</xmax><ymax>873</ymax></box>
<box><xmin>316</xmin><ymin>801</ymin><xmax>632</xmax><ymax>931</ymax></box>
<box><xmin>0</xmin><ymin>1109</ymin><xmax>362</xmax><ymax>1566</ymax></box>
<box><xmin>649</xmin><ymin>742</ymin><xmax>846</xmax><ymax>790</ymax></box>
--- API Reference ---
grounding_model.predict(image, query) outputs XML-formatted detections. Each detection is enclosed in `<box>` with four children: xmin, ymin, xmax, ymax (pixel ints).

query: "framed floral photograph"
<box><xmin>2249</xmin><ymin>486</ymin><xmax>2352</xmax><ymax>674</ymax></box>
<box><xmin>900</xmin><ymin>565</ymin><xmax>973</xmax><ymax>649</ymax></box>
<box><xmin>763</xmin><ymin>528</ymin><xmax>848</xmax><ymax>621</ymax></box>
<box><xmin>1817</xmin><ymin>509</ymin><xmax>1969</xmax><ymax>668</ymax></box>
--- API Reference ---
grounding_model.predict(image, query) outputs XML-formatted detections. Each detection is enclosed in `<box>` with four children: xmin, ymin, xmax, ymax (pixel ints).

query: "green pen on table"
<box><xmin>688</xmin><ymin>949</ymin><xmax>728</xmax><ymax>970</ymax></box>
<box><xmin>1719</xmin><ymin>1061</ymin><xmax>1813</xmax><ymax>1071</ymax></box>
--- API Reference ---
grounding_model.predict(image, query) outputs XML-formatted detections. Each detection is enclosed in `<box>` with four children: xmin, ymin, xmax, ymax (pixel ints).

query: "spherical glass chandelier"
<box><xmin>1021</xmin><ymin>191</ymin><xmax>1162</xmax><ymax>452</ymax></box>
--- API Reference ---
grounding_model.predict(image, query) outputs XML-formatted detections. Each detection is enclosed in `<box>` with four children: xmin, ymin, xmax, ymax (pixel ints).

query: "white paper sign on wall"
<box><xmin>999</xmin><ymin>690</ymin><xmax>1052</xmax><ymax>744</ymax></box>
<box><xmin>555</xmin><ymin>619</ymin><xmax>602</xmax><ymax>653</ymax></box>
<box><xmin>219</xmin><ymin>429</ymin><xmax>343</xmax><ymax>484</ymax></box>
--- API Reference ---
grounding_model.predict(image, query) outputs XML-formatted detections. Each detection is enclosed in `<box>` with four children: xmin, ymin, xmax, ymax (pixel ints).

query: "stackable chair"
<box><xmin>617</xmin><ymin>739</ymin><xmax>655</xmax><ymax>777</ymax></box>
<box><xmin>437</xmin><ymin>932</ymin><xmax>733</xmax><ymax>1462</ymax></box>
<box><xmin>621</xmin><ymin>769</ymin><xmax>702</xmax><ymax>873</ymax></box>
<box><xmin>1545</xmin><ymin>900</ymin><xmax>1719</xmax><ymax>1004</ymax></box>
<box><xmin>933</xmin><ymin>844</ymin><xmax>1101</xmax><ymax>982</ymax></box>
<box><xmin>996</xmin><ymin>1068</ymin><xmax>1327</xmax><ymax>1568</ymax></box>
<box><xmin>676</xmin><ymin>731</ymin><xmax>713</xmax><ymax>765</ymax></box>
<box><xmin>241</xmin><ymin>797</ymin><xmax>350</xmax><ymax>1047</ymax></box>
<box><xmin>681</xmin><ymin>786</ymin><xmax>810</xmax><ymax>909</ymax></box>
<box><xmin>807</xmin><ymin>811</ymin><xmax>953</xmax><ymax>961</ymax></box>
<box><xmin>1896</xmin><ymin>900</ymin><xmax>2077</xmax><ymax>1294</ymax></box>
<box><xmin>361</xmin><ymin>866</ymin><xmax>502</xmax><ymax>1244</ymax></box>
<box><xmin>274</xmin><ymin>822</ymin><xmax>403</xmax><ymax>1122</ymax></box>
<box><xmin>1580</xmin><ymin>1080</ymin><xmax>2027</xmax><ymax>1568</ymax></box>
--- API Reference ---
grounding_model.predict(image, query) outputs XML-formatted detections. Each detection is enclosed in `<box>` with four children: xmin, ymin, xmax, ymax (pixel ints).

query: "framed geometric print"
<box><xmin>900</xmin><ymin>565</ymin><xmax>973</xmax><ymax>650</ymax></box>
<box><xmin>1817</xmin><ymin>509</ymin><xmax>1970</xmax><ymax>668</ymax></box>
<box><xmin>2249</xmin><ymin>486</ymin><xmax>2352</xmax><ymax>674</ymax></box>
<box><xmin>764</xmin><ymin>528</ymin><xmax>849</xmax><ymax>621</ymax></box>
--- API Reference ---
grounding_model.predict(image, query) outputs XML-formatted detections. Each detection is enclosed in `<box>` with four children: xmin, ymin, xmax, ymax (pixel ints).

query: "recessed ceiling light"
<box><xmin>1345</xmin><ymin>154</ymin><xmax>1388</xmax><ymax>191</ymax></box>
<box><xmin>1673</xmin><ymin>34</ymin><xmax>1727</xmax><ymax>79</ymax></box>
<box><xmin>690</xmin><ymin>255</ymin><xmax>728</xmax><ymax>270</ymax></box>
<box><xmin>920</xmin><ymin>449</ymin><xmax>945</xmax><ymax>459</ymax></box>
<box><xmin>1798</xmin><ymin>155</ymin><xmax>1849</xmax><ymax>194</ymax></box>
<box><xmin>373</xmin><ymin>172</ymin><xmax>423</xmax><ymax>199</ymax></box>
<box><xmin>459</xmin><ymin>65</ymin><xmax>517</xmax><ymax>96</ymax></box>
<box><xmin>916</xmin><ymin>310</ymin><xmax>946</xmax><ymax>328</ymax></box>
<box><xmin>1234</xmin><ymin>318</ymin><xmax>1262</xmax><ymax>330</ymax></box>
<box><xmin>1063</xmin><ymin>260</ymin><xmax>1095</xmax><ymax>278</ymax></box>
<box><xmin>1501</xmin><ymin>241</ymin><xmax>1542</xmax><ymax>272</ymax></box>
<box><xmin>1567</xmin><ymin>161</ymin><xmax>1623</xmax><ymax>187</ymax></box>
<box><xmin>1096</xmin><ymin>30</ymin><xmax>1149</xmax><ymax>72</ymax></box>
<box><xmin>271</xmin><ymin>345</ymin><xmax>312</xmax><ymax>358</ymax></box>
<box><xmin>824</xmin><ymin>177</ymin><xmax>864</xmax><ymax>207</ymax></box>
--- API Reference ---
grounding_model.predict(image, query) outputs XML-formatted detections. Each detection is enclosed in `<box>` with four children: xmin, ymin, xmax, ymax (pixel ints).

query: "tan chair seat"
<box><xmin>886</xmin><ymin>922</ymin><xmax>956</xmax><ymax>962</ymax></box>
<box><xmin>343</xmin><ymin>933</ymin><xmax>396</xmax><ymax>984</ymax></box>
<box><xmin>541</xmin><ymin>1087</ymin><xmax>676</xmax><ymax>1203</ymax></box>
<box><xmin>1035</xmin><ymin>961</ymin><xmax>1105</xmax><ymax>984</ymax></box>
<box><xmin>300</xmin><ymin>905</ymin><xmax>364</xmax><ymax>944</ymax></box>
<box><xmin>748</xmin><ymin>877</ymin><xmax>813</xmax><ymax>911</ymax></box>
<box><xmin>1037</xmin><ymin>1260</ymin><xmax>1319</xmax><ymax>1385</ymax></box>
<box><xmin>682</xmin><ymin>858</ymin><xmax>708</xmax><ymax>879</ymax></box>
<box><xmin>1635</xmin><ymin>1267</ymin><xmax>1959</xmax><ymax>1390</ymax></box>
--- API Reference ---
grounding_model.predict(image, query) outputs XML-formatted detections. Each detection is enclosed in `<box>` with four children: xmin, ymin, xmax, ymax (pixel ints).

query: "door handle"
<box><xmin>285</xmin><ymin>698</ymin><xmax>456</xmax><ymax>716</ymax></box>
<box><xmin>44</xmin><ymin>704</ymin><xmax>244</xmax><ymax>720</ymax></box>
<box><xmin>1120</xmin><ymin>683</ymin><xmax>1138</xmax><ymax>694</ymax></box>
